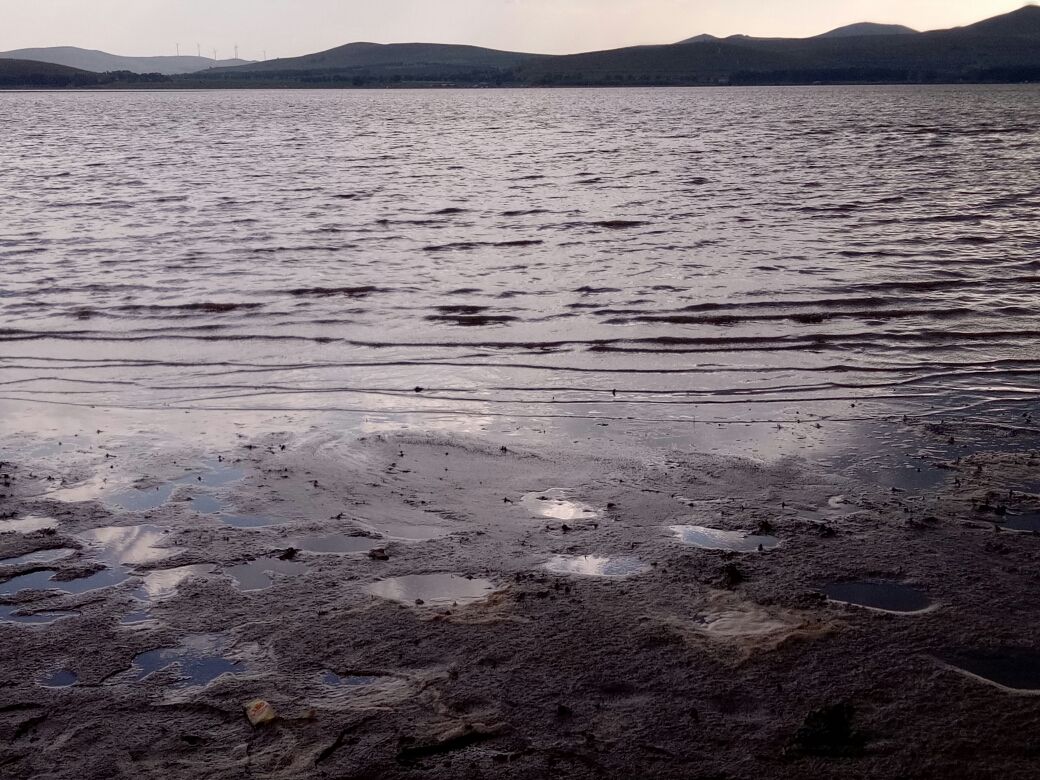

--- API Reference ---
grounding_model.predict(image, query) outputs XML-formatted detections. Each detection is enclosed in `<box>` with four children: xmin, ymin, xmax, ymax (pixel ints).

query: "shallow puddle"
<box><xmin>354</xmin><ymin>519</ymin><xmax>449</xmax><ymax>541</ymax></box>
<box><xmin>1000</xmin><ymin>511</ymin><xmax>1040</xmax><ymax>533</ymax></box>
<box><xmin>822</xmin><ymin>581</ymin><xmax>931</xmax><ymax>613</ymax></box>
<box><xmin>0</xmin><ymin>515</ymin><xmax>59</xmax><ymax>533</ymax></box>
<box><xmin>120</xmin><ymin>605</ymin><xmax>156</xmax><ymax>626</ymax></box>
<box><xmin>671</xmin><ymin>525</ymin><xmax>780</xmax><ymax>552</ymax></box>
<box><xmin>134</xmin><ymin>564</ymin><xmax>215</xmax><ymax>601</ymax></box>
<box><xmin>939</xmin><ymin>648</ymin><xmax>1040</xmax><ymax>693</ymax></box>
<box><xmin>289</xmin><ymin>534</ymin><xmax>382</xmax><ymax>554</ymax></box>
<box><xmin>804</xmin><ymin>495</ymin><xmax>863</xmax><ymax>520</ymax></box>
<box><xmin>184</xmin><ymin>460</ymin><xmax>245</xmax><ymax>487</ymax></box>
<box><xmin>61</xmin><ymin>458</ymin><xmax>246</xmax><ymax>516</ymax></box>
<box><xmin>123</xmin><ymin>633</ymin><xmax>246</xmax><ymax>688</ymax></box>
<box><xmin>225</xmin><ymin>558</ymin><xmax>307</xmax><ymax>591</ymax></box>
<box><xmin>40</xmin><ymin>669</ymin><xmax>78</xmax><ymax>689</ymax></box>
<box><xmin>0</xmin><ymin>567</ymin><xmax>127</xmax><ymax>597</ymax></box>
<box><xmin>0</xmin><ymin>549</ymin><xmax>76</xmax><ymax>567</ymax></box>
<box><xmin>543</xmin><ymin>555</ymin><xmax>649</xmax><ymax>577</ymax></box>
<box><xmin>368</xmin><ymin>574</ymin><xmax>496</xmax><ymax>607</ymax></box>
<box><xmin>0</xmin><ymin>604</ymin><xmax>78</xmax><ymax>625</ymax></box>
<box><xmin>521</xmin><ymin>489</ymin><xmax>598</xmax><ymax>521</ymax></box>
<box><xmin>188</xmin><ymin>494</ymin><xmax>223</xmax><ymax>514</ymax></box>
<box><xmin>107</xmin><ymin>483</ymin><xmax>177</xmax><ymax>512</ymax></box>
<box><xmin>78</xmin><ymin>525</ymin><xmax>181</xmax><ymax>567</ymax></box>
<box><xmin>1</xmin><ymin>525</ymin><xmax>191</xmax><ymax>609</ymax></box>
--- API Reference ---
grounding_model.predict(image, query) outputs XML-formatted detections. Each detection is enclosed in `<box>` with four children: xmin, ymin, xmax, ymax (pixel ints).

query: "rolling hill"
<box><xmin>518</xmin><ymin>6</ymin><xmax>1040</xmax><ymax>85</ymax></box>
<box><xmin>0</xmin><ymin>58</ymin><xmax>99</xmax><ymax>86</ymax></box>
<box><xmin>815</xmin><ymin>22</ymin><xmax>918</xmax><ymax>38</ymax></box>
<box><xmin>2</xmin><ymin>5</ymin><xmax>1038</xmax><ymax>87</ymax></box>
<box><xmin>199</xmin><ymin>42</ymin><xmax>549</xmax><ymax>83</ymax></box>
<box><xmin>0</xmin><ymin>46</ymin><xmax>251</xmax><ymax>75</ymax></box>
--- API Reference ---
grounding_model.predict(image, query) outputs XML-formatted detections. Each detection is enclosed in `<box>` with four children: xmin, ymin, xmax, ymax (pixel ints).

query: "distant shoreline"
<box><xmin>3</xmin><ymin>80</ymin><xmax>1039</xmax><ymax>94</ymax></box>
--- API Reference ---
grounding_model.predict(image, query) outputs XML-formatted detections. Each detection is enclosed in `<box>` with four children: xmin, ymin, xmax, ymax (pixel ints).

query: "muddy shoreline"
<box><xmin>1</xmin><ymin>430</ymin><xmax>1039</xmax><ymax>778</ymax></box>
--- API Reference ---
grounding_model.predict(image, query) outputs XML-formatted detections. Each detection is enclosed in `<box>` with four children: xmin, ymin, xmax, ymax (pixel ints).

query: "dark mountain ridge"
<box><xmin>0</xmin><ymin>57</ymin><xmax>171</xmax><ymax>87</ymax></box>
<box><xmin>816</xmin><ymin>22</ymin><xmax>918</xmax><ymax>38</ymax></box>
<box><xmin>3</xmin><ymin>6</ymin><xmax>1039</xmax><ymax>87</ymax></box>
<box><xmin>518</xmin><ymin>6</ymin><xmax>1040</xmax><ymax>85</ymax></box>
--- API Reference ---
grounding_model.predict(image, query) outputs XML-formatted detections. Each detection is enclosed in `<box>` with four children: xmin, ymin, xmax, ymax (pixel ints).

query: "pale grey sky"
<box><xmin>1</xmin><ymin>0</ymin><xmax>1031</xmax><ymax>58</ymax></box>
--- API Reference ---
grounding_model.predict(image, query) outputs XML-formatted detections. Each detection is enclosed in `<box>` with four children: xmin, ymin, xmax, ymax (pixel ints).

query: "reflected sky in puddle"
<box><xmin>0</xmin><ymin>515</ymin><xmax>59</xmax><ymax>533</ymax></box>
<box><xmin>188</xmin><ymin>494</ymin><xmax>222</xmax><ymax>514</ymax></box>
<box><xmin>368</xmin><ymin>574</ymin><xmax>496</xmax><ymax>607</ymax></box>
<box><xmin>939</xmin><ymin>648</ymin><xmax>1040</xmax><ymax>694</ymax></box>
<box><xmin>1000</xmin><ymin>511</ymin><xmax>1040</xmax><ymax>533</ymax></box>
<box><xmin>521</xmin><ymin>489</ymin><xmax>598</xmax><ymax>521</ymax></box>
<box><xmin>543</xmin><ymin>555</ymin><xmax>648</xmax><ymax>577</ymax></box>
<box><xmin>0</xmin><ymin>604</ymin><xmax>78</xmax><ymax>625</ymax></box>
<box><xmin>79</xmin><ymin>525</ymin><xmax>181</xmax><ymax>566</ymax></box>
<box><xmin>108</xmin><ymin>483</ymin><xmax>176</xmax><ymax>512</ymax></box>
<box><xmin>54</xmin><ymin>458</ymin><xmax>248</xmax><ymax>517</ymax></box>
<box><xmin>39</xmin><ymin>669</ymin><xmax>77</xmax><ymax>689</ymax></box>
<box><xmin>120</xmin><ymin>605</ymin><xmax>156</xmax><ymax>626</ymax></box>
<box><xmin>804</xmin><ymin>495</ymin><xmax>862</xmax><ymax>521</ymax></box>
<box><xmin>225</xmin><ymin>558</ymin><xmax>307</xmax><ymax>591</ymax></box>
<box><xmin>0</xmin><ymin>525</ymin><xmax>200</xmax><ymax>626</ymax></box>
<box><xmin>671</xmin><ymin>525</ymin><xmax>780</xmax><ymax>552</ymax></box>
<box><xmin>0</xmin><ymin>567</ymin><xmax>127</xmax><ymax>597</ymax></box>
<box><xmin>0</xmin><ymin>548</ymin><xmax>76</xmax><ymax>567</ymax></box>
<box><xmin>121</xmin><ymin>633</ymin><xmax>246</xmax><ymax>688</ymax></box>
<box><xmin>822</xmin><ymin>581</ymin><xmax>931</xmax><ymax>614</ymax></box>
<box><xmin>289</xmin><ymin>534</ymin><xmax>382</xmax><ymax>554</ymax></box>
<box><xmin>353</xmin><ymin>517</ymin><xmax>449</xmax><ymax>541</ymax></box>
<box><xmin>134</xmin><ymin>564</ymin><xmax>215</xmax><ymax>601</ymax></box>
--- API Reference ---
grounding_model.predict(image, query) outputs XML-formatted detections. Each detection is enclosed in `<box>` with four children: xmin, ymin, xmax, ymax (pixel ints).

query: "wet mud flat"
<box><xmin>1</xmin><ymin>431</ymin><xmax>1039</xmax><ymax>779</ymax></box>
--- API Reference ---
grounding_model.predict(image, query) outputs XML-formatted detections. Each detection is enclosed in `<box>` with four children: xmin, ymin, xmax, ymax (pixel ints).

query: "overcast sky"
<box><xmin>1</xmin><ymin>0</ymin><xmax>1030</xmax><ymax>58</ymax></box>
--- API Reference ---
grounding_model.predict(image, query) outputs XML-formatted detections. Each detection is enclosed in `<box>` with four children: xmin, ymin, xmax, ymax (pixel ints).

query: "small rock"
<box><xmin>368</xmin><ymin>548</ymin><xmax>390</xmax><ymax>561</ymax></box>
<box><xmin>244</xmin><ymin>700</ymin><xmax>276</xmax><ymax>727</ymax></box>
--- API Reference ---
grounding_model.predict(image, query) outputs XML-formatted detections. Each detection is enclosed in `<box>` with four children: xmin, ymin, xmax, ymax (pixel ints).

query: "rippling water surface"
<box><xmin>2</xmin><ymin>86</ymin><xmax>1038</xmax><ymax>468</ymax></box>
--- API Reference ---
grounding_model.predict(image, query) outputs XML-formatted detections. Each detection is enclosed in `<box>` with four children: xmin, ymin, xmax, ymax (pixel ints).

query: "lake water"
<box><xmin>1</xmin><ymin>86</ymin><xmax>1038</xmax><ymax>470</ymax></box>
